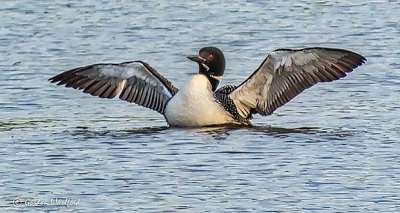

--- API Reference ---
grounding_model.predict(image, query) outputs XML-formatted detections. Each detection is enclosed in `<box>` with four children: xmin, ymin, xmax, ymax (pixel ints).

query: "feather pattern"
<box><xmin>216</xmin><ymin>85</ymin><xmax>237</xmax><ymax>94</ymax></box>
<box><xmin>213</xmin><ymin>84</ymin><xmax>249</xmax><ymax>123</ymax></box>
<box><xmin>228</xmin><ymin>47</ymin><xmax>366</xmax><ymax>118</ymax></box>
<box><xmin>49</xmin><ymin>61</ymin><xmax>178</xmax><ymax>114</ymax></box>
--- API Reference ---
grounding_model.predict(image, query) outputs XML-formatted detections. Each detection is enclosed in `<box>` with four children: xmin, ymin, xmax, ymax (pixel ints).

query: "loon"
<box><xmin>49</xmin><ymin>46</ymin><xmax>366</xmax><ymax>127</ymax></box>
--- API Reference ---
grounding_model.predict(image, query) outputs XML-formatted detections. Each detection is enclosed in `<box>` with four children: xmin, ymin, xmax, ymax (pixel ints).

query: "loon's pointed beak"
<box><xmin>187</xmin><ymin>55</ymin><xmax>209</xmax><ymax>71</ymax></box>
<box><xmin>187</xmin><ymin>55</ymin><xmax>205</xmax><ymax>63</ymax></box>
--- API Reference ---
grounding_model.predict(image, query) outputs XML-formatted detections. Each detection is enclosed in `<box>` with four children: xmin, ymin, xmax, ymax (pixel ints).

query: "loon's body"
<box><xmin>164</xmin><ymin>74</ymin><xmax>240</xmax><ymax>127</ymax></box>
<box><xmin>49</xmin><ymin>46</ymin><xmax>366</xmax><ymax>127</ymax></box>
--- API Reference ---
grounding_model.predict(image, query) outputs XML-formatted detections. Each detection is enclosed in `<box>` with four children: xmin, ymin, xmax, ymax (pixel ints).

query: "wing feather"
<box><xmin>49</xmin><ymin>61</ymin><xmax>178</xmax><ymax>114</ymax></box>
<box><xmin>229</xmin><ymin>47</ymin><xmax>366</xmax><ymax>118</ymax></box>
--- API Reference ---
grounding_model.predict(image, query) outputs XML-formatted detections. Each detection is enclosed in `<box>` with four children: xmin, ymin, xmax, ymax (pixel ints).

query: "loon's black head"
<box><xmin>187</xmin><ymin>46</ymin><xmax>225</xmax><ymax>91</ymax></box>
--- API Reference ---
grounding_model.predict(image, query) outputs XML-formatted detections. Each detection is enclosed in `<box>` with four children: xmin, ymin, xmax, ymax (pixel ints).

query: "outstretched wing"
<box><xmin>49</xmin><ymin>61</ymin><xmax>178</xmax><ymax>114</ymax></box>
<box><xmin>228</xmin><ymin>47</ymin><xmax>366</xmax><ymax>118</ymax></box>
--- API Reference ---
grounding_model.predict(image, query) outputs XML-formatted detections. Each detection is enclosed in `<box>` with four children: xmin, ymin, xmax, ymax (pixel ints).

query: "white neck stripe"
<box><xmin>212</xmin><ymin>75</ymin><xmax>223</xmax><ymax>81</ymax></box>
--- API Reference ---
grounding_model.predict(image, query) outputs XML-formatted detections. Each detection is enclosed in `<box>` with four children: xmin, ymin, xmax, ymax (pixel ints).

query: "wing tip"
<box><xmin>346</xmin><ymin>51</ymin><xmax>367</xmax><ymax>70</ymax></box>
<box><xmin>48</xmin><ymin>73</ymin><xmax>63</xmax><ymax>83</ymax></box>
<box><xmin>273</xmin><ymin>46</ymin><xmax>367</xmax><ymax>64</ymax></box>
<box><xmin>48</xmin><ymin>68</ymin><xmax>78</xmax><ymax>84</ymax></box>
<box><xmin>316</xmin><ymin>47</ymin><xmax>367</xmax><ymax>66</ymax></box>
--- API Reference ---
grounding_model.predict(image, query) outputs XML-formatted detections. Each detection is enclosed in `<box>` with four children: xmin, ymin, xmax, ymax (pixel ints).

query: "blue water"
<box><xmin>1</xmin><ymin>0</ymin><xmax>399</xmax><ymax>212</ymax></box>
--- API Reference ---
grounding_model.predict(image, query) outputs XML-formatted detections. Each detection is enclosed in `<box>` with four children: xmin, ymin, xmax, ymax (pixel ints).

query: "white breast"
<box><xmin>164</xmin><ymin>74</ymin><xmax>236</xmax><ymax>127</ymax></box>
